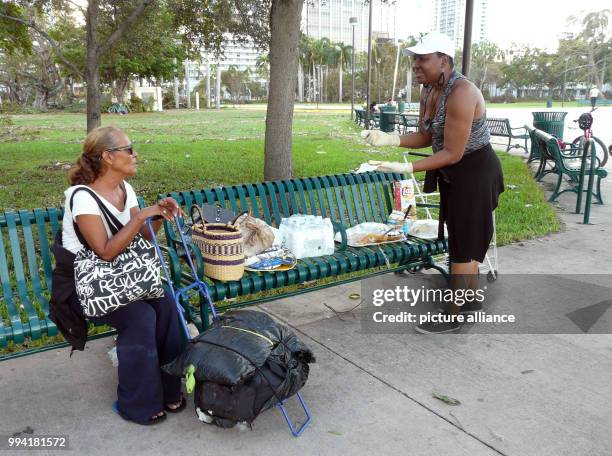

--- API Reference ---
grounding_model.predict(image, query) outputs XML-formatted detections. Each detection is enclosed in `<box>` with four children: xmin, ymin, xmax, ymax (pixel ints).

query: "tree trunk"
<box><xmin>587</xmin><ymin>49</ymin><xmax>603</xmax><ymax>89</ymax></box>
<box><xmin>215</xmin><ymin>63</ymin><xmax>221</xmax><ymax>109</ymax></box>
<box><xmin>114</xmin><ymin>77</ymin><xmax>129</xmax><ymax>104</ymax></box>
<box><xmin>480</xmin><ymin>65</ymin><xmax>488</xmax><ymax>91</ymax></box>
<box><xmin>339</xmin><ymin>64</ymin><xmax>343</xmax><ymax>103</ymax></box>
<box><xmin>32</xmin><ymin>89</ymin><xmax>49</xmax><ymax>110</ymax></box>
<box><xmin>86</xmin><ymin>0</ymin><xmax>101</xmax><ymax>132</ymax></box>
<box><xmin>311</xmin><ymin>64</ymin><xmax>315</xmax><ymax>102</ymax></box>
<box><xmin>206</xmin><ymin>58</ymin><xmax>211</xmax><ymax>108</ymax></box>
<box><xmin>298</xmin><ymin>64</ymin><xmax>304</xmax><ymax>102</ymax></box>
<box><xmin>264</xmin><ymin>0</ymin><xmax>304</xmax><ymax>181</ymax></box>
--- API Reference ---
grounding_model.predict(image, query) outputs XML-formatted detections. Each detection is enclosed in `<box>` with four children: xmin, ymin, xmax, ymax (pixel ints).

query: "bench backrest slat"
<box><xmin>159</xmin><ymin>172</ymin><xmax>413</xmax><ymax>261</ymax></box>
<box><xmin>485</xmin><ymin>118</ymin><xmax>510</xmax><ymax>136</ymax></box>
<box><xmin>34</xmin><ymin>209</ymin><xmax>54</xmax><ymax>293</ymax></box>
<box><xmin>19</xmin><ymin>210</ymin><xmax>45</xmax><ymax>307</ymax></box>
<box><xmin>5</xmin><ymin>212</ymin><xmax>43</xmax><ymax>340</ymax></box>
<box><xmin>0</xmin><ymin>222</ymin><xmax>25</xmax><ymax>344</ymax></box>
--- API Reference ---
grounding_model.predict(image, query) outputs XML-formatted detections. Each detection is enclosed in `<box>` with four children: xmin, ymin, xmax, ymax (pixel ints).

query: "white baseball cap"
<box><xmin>403</xmin><ymin>32</ymin><xmax>455</xmax><ymax>58</ymax></box>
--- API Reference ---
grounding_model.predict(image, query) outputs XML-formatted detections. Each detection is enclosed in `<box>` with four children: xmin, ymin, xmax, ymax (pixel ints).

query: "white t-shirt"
<box><xmin>589</xmin><ymin>87</ymin><xmax>600</xmax><ymax>98</ymax></box>
<box><xmin>62</xmin><ymin>181</ymin><xmax>139</xmax><ymax>254</ymax></box>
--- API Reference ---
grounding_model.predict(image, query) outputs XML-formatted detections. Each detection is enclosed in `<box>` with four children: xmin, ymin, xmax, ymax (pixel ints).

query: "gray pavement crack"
<box><xmin>260</xmin><ymin>305</ymin><xmax>510</xmax><ymax>456</ymax></box>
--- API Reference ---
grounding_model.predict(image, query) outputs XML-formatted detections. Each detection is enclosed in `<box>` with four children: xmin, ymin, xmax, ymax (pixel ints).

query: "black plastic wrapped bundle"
<box><xmin>162</xmin><ymin>309</ymin><xmax>315</xmax><ymax>427</ymax></box>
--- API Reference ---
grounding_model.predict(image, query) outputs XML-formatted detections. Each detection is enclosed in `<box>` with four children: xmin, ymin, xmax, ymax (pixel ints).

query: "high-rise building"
<box><xmin>182</xmin><ymin>35</ymin><xmax>266</xmax><ymax>92</ymax></box>
<box><xmin>433</xmin><ymin>0</ymin><xmax>488</xmax><ymax>49</ymax></box>
<box><xmin>301</xmin><ymin>0</ymin><xmax>399</xmax><ymax>51</ymax></box>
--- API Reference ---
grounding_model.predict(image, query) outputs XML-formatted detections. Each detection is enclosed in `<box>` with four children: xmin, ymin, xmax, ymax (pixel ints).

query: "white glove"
<box><xmin>368</xmin><ymin>160</ymin><xmax>413</xmax><ymax>174</ymax></box>
<box><xmin>360</xmin><ymin>129</ymin><xmax>401</xmax><ymax>147</ymax></box>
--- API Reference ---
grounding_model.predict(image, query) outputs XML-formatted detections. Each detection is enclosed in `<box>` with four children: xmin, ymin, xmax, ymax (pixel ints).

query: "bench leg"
<box><xmin>548</xmin><ymin>172</ymin><xmax>564</xmax><ymax>202</ymax></box>
<box><xmin>595</xmin><ymin>176</ymin><xmax>604</xmax><ymax>204</ymax></box>
<box><xmin>423</xmin><ymin>256</ymin><xmax>450</xmax><ymax>283</ymax></box>
<box><xmin>506</xmin><ymin>137</ymin><xmax>511</xmax><ymax>153</ymax></box>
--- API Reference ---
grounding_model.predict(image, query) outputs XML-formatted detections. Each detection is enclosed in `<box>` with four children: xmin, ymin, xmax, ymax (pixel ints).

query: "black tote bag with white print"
<box><xmin>70</xmin><ymin>187</ymin><xmax>164</xmax><ymax>318</ymax></box>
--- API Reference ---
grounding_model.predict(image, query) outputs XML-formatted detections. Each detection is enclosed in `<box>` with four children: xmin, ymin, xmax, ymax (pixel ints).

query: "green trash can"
<box><xmin>380</xmin><ymin>104</ymin><xmax>396</xmax><ymax>113</ymax></box>
<box><xmin>532</xmin><ymin>111</ymin><xmax>567</xmax><ymax>139</ymax></box>
<box><xmin>546</xmin><ymin>99</ymin><xmax>553</xmax><ymax>108</ymax></box>
<box><xmin>379</xmin><ymin>112</ymin><xmax>396</xmax><ymax>133</ymax></box>
<box><xmin>398</xmin><ymin>101</ymin><xmax>406</xmax><ymax>113</ymax></box>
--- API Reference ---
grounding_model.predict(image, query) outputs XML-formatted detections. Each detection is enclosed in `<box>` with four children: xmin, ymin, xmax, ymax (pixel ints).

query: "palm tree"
<box><xmin>255</xmin><ymin>53</ymin><xmax>269</xmax><ymax>97</ymax></box>
<box><xmin>336</xmin><ymin>43</ymin><xmax>353</xmax><ymax>103</ymax></box>
<box><xmin>300</xmin><ymin>36</ymin><xmax>317</xmax><ymax>102</ymax></box>
<box><xmin>298</xmin><ymin>34</ymin><xmax>314</xmax><ymax>102</ymax></box>
<box><xmin>313</xmin><ymin>37</ymin><xmax>331</xmax><ymax>103</ymax></box>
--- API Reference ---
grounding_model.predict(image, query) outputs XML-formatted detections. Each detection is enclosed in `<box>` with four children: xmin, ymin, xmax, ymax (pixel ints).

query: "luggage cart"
<box><xmin>402</xmin><ymin>152</ymin><xmax>498</xmax><ymax>281</ymax></box>
<box><xmin>146</xmin><ymin>217</ymin><xmax>312</xmax><ymax>437</ymax></box>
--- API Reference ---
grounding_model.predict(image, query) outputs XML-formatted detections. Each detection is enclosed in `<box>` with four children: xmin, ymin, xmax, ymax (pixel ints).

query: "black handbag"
<box><xmin>70</xmin><ymin>187</ymin><xmax>164</xmax><ymax>318</ymax></box>
<box><xmin>191</xmin><ymin>204</ymin><xmax>237</xmax><ymax>225</ymax></box>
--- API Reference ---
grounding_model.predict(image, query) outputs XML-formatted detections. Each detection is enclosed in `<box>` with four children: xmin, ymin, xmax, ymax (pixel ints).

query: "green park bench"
<box><xmin>354</xmin><ymin>108</ymin><xmax>366</xmax><ymax>127</ymax></box>
<box><xmin>577</xmin><ymin>98</ymin><xmax>611</xmax><ymax>107</ymax></box>
<box><xmin>530</xmin><ymin>128</ymin><xmax>606</xmax><ymax>204</ymax></box>
<box><xmin>485</xmin><ymin>117</ymin><xmax>529</xmax><ymax>153</ymax></box>
<box><xmin>157</xmin><ymin>171</ymin><xmax>448</xmax><ymax>330</ymax></box>
<box><xmin>0</xmin><ymin>172</ymin><xmax>449</xmax><ymax>360</ymax></box>
<box><xmin>400</xmin><ymin>114</ymin><xmax>419</xmax><ymax>134</ymax></box>
<box><xmin>355</xmin><ymin>109</ymin><xmax>380</xmax><ymax>129</ymax></box>
<box><xmin>0</xmin><ymin>197</ymin><xmax>174</xmax><ymax>361</ymax></box>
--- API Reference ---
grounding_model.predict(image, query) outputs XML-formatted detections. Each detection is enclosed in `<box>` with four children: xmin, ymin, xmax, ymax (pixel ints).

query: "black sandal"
<box><xmin>112</xmin><ymin>401</ymin><xmax>167</xmax><ymax>425</ymax></box>
<box><xmin>164</xmin><ymin>395</ymin><xmax>186</xmax><ymax>413</ymax></box>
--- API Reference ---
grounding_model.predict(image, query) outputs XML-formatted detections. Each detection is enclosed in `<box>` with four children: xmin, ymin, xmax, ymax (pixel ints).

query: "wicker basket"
<box><xmin>191</xmin><ymin>207</ymin><xmax>244</xmax><ymax>281</ymax></box>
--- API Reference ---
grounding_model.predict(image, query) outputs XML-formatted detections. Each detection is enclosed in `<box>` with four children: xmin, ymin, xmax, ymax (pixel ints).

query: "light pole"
<box><xmin>365</xmin><ymin>0</ymin><xmax>373</xmax><ymax>130</ymax></box>
<box><xmin>562</xmin><ymin>58</ymin><xmax>569</xmax><ymax>108</ymax></box>
<box><xmin>392</xmin><ymin>39</ymin><xmax>403</xmax><ymax>104</ymax></box>
<box><xmin>350</xmin><ymin>16</ymin><xmax>358</xmax><ymax>119</ymax></box>
<box><xmin>406</xmin><ymin>56</ymin><xmax>412</xmax><ymax>103</ymax></box>
<box><xmin>462</xmin><ymin>0</ymin><xmax>474</xmax><ymax>77</ymax></box>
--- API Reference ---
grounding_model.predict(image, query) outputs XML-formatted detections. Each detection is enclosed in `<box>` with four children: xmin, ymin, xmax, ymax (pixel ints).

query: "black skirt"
<box><xmin>425</xmin><ymin>143</ymin><xmax>504</xmax><ymax>263</ymax></box>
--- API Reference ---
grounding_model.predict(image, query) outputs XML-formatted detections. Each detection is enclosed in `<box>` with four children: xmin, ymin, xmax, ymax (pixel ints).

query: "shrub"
<box><xmin>100</xmin><ymin>100</ymin><xmax>113</xmax><ymax>113</ymax></box>
<box><xmin>127</xmin><ymin>96</ymin><xmax>147</xmax><ymax>113</ymax></box>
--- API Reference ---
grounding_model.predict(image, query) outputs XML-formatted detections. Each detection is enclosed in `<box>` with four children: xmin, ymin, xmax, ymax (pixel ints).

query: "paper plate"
<box><xmin>245</xmin><ymin>261</ymin><xmax>296</xmax><ymax>273</ymax></box>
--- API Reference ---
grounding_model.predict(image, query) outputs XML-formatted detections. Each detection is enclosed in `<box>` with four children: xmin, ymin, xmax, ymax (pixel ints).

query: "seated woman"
<box><xmin>60</xmin><ymin>126</ymin><xmax>185</xmax><ymax>425</ymax></box>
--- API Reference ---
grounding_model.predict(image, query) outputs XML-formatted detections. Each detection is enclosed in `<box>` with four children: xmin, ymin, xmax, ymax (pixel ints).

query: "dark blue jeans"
<box><xmin>70</xmin><ymin>292</ymin><xmax>183</xmax><ymax>422</ymax></box>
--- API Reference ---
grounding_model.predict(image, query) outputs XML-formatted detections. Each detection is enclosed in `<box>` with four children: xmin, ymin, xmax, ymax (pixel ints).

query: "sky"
<box><xmin>395</xmin><ymin>0</ymin><xmax>611</xmax><ymax>51</ymax></box>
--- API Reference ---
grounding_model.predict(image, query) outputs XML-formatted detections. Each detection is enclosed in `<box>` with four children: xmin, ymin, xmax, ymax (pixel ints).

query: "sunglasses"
<box><xmin>105</xmin><ymin>144</ymin><xmax>135</xmax><ymax>155</ymax></box>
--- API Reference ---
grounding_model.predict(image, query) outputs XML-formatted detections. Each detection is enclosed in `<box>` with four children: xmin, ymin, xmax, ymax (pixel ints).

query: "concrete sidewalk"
<box><xmin>1</xmin><ymin>163</ymin><xmax>611</xmax><ymax>456</ymax></box>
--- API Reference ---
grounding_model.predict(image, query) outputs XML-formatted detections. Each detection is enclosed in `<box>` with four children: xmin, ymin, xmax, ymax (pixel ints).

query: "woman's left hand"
<box><xmin>156</xmin><ymin>197</ymin><xmax>185</xmax><ymax>220</ymax></box>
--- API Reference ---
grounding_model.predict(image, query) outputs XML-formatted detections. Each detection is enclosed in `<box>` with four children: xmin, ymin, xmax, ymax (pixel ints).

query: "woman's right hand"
<box><xmin>139</xmin><ymin>203</ymin><xmax>175</xmax><ymax>222</ymax></box>
<box><xmin>139</xmin><ymin>198</ymin><xmax>184</xmax><ymax>222</ymax></box>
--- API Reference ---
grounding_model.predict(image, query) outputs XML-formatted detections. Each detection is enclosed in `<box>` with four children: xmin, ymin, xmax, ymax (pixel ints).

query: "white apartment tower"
<box><xmin>433</xmin><ymin>0</ymin><xmax>488</xmax><ymax>49</ymax></box>
<box><xmin>301</xmin><ymin>0</ymin><xmax>399</xmax><ymax>51</ymax></box>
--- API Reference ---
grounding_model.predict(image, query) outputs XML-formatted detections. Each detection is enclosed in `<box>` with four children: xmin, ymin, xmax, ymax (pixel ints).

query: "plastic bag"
<box><xmin>233</xmin><ymin>213</ymin><xmax>275</xmax><ymax>258</ymax></box>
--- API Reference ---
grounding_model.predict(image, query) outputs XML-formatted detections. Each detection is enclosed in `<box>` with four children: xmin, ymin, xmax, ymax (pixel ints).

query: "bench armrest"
<box><xmin>331</xmin><ymin>220</ymin><xmax>348</xmax><ymax>251</ymax></box>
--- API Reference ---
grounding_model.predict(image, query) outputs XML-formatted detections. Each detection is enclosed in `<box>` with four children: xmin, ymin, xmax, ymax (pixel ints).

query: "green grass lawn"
<box><xmin>1</xmin><ymin>109</ymin><xmax>560</xmax><ymax>245</ymax></box>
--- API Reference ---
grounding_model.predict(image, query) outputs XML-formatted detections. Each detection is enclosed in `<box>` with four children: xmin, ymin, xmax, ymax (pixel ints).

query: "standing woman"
<box><xmin>55</xmin><ymin>126</ymin><xmax>186</xmax><ymax>424</ymax></box>
<box><xmin>362</xmin><ymin>32</ymin><xmax>504</xmax><ymax>334</ymax></box>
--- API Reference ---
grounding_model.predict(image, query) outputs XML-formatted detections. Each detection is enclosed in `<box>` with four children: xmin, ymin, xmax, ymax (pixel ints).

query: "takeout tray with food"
<box><xmin>334</xmin><ymin>223</ymin><xmax>406</xmax><ymax>247</ymax></box>
<box><xmin>405</xmin><ymin>219</ymin><xmax>447</xmax><ymax>240</ymax></box>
